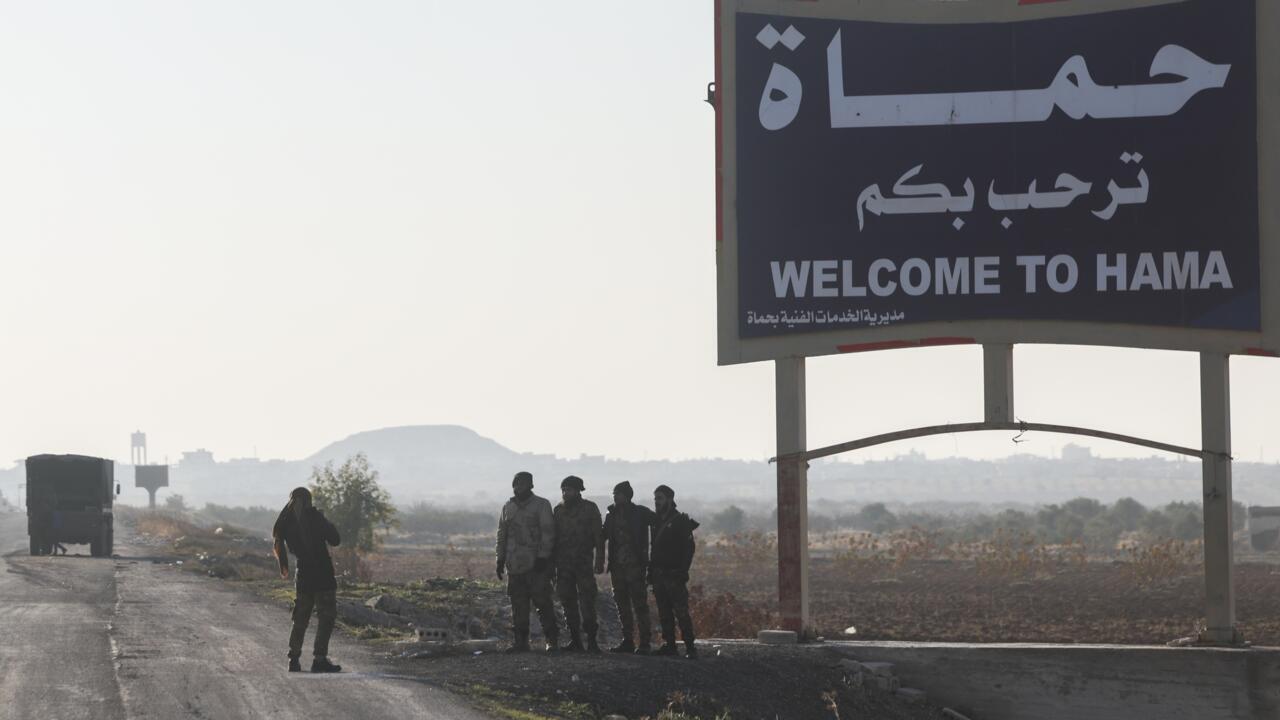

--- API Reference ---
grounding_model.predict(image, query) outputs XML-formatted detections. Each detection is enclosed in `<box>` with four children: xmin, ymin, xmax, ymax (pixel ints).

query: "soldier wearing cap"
<box><xmin>551</xmin><ymin>475</ymin><xmax>605</xmax><ymax>652</ymax></box>
<box><xmin>496</xmin><ymin>471</ymin><xmax>559</xmax><ymax>653</ymax></box>
<box><xmin>602</xmin><ymin>480</ymin><xmax>657</xmax><ymax>654</ymax></box>
<box><xmin>649</xmin><ymin>484</ymin><xmax>700</xmax><ymax>658</ymax></box>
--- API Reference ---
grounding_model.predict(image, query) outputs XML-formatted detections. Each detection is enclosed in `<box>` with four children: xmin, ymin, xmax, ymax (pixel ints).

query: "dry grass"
<box><xmin>125</xmin><ymin>509</ymin><xmax>280</xmax><ymax>581</ymax></box>
<box><xmin>1123</xmin><ymin>539</ymin><xmax>1203</xmax><ymax>586</ymax></box>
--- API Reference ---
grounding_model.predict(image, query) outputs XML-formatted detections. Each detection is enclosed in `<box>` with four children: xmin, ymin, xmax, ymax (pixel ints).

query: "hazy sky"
<box><xmin>1</xmin><ymin>2</ymin><xmax>1275</xmax><ymax>468</ymax></box>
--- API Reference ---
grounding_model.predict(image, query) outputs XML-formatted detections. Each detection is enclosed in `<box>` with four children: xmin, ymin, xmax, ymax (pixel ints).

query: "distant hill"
<box><xmin>306</xmin><ymin>425</ymin><xmax>519</xmax><ymax>467</ymax></box>
<box><xmin>3</xmin><ymin>427</ymin><xmax>1279</xmax><ymax>512</ymax></box>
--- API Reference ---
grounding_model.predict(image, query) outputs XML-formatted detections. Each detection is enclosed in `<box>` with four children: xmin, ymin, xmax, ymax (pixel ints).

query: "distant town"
<box><xmin>4</xmin><ymin>425</ymin><xmax>1278</xmax><ymax>514</ymax></box>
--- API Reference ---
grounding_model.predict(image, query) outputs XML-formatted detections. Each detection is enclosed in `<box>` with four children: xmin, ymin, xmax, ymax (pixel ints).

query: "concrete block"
<box><xmin>860</xmin><ymin>661</ymin><xmax>895</xmax><ymax>677</ymax></box>
<box><xmin>839</xmin><ymin>659</ymin><xmax>868</xmax><ymax>673</ymax></box>
<box><xmin>829</xmin><ymin>641</ymin><xmax>1280</xmax><ymax>720</ymax></box>
<box><xmin>757</xmin><ymin>629</ymin><xmax>798</xmax><ymax>644</ymax></box>
<box><xmin>337</xmin><ymin>599</ymin><xmax>412</xmax><ymax>629</ymax></box>
<box><xmin>896</xmin><ymin>687</ymin><xmax>927</xmax><ymax>704</ymax></box>
<box><xmin>415</xmin><ymin>627</ymin><xmax>450</xmax><ymax>642</ymax></box>
<box><xmin>459</xmin><ymin>638</ymin><xmax>500</xmax><ymax>653</ymax></box>
<box><xmin>873</xmin><ymin>675</ymin><xmax>900</xmax><ymax>692</ymax></box>
<box><xmin>396</xmin><ymin>641</ymin><xmax>448</xmax><ymax>658</ymax></box>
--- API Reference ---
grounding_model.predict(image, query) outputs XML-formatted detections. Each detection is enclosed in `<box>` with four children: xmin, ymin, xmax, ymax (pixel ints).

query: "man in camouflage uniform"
<box><xmin>649</xmin><ymin>484</ymin><xmax>700</xmax><ymax>659</ymax></box>
<box><xmin>496</xmin><ymin>471</ymin><xmax>559</xmax><ymax>653</ymax></box>
<box><xmin>551</xmin><ymin>475</ymin><xmax>605</xmax><ymax>653</ymax></box>
<box><xmin>602</xmin><ymin>481</ymin><xmax>657</xmax><ymax>654</ymax></box>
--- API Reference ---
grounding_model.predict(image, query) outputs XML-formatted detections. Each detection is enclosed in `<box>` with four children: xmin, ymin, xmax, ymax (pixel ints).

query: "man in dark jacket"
<box><xmin>602</xmin><ymin>481</ymin><xmax>657</xmax><ymax>654</ymax></box>
<box><xmin>649</xmin><ymin>484</ymin><xmax>700</xmax><ymax>659</ymax></box>
<box><xmin>273</xmin><ymin>487</ymin><xmax>343</xmax><ymax>673</ymax></box>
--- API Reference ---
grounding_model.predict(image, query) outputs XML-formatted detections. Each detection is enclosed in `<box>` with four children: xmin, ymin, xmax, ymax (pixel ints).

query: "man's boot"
<box><xmin>656</xmin><ymin>621</ymin><xmax>677</xmax><ymax>655</ymax></box>
<box><xmin>586</xmin><ymin>631</ymin><xmax>601</xmax><ymax>654</ymax></box>
<box><xmin>634</xmin><ymin>642</ymin><xmax>652</xmax><ymax>656</ymax></box>
<box><xmin>561</xmin><ymin>628</ymin><xmax>584</xmax><ymax>652</ymax></box>
<box><xmin>507</xmin><ymin>629</ymin><xmax>531</xmax><ymax>654</ymax></box>
<box><xmin>609</xmin><ymin>639</ymin><xmax>635</xmax><ymax>654</ymax></box>
<box><xmin>544</xmin><ymin>636</ymin><xmax>561</xmax><ymax>654</ymax></box>
<box><xmin>684</xmin><ymin>641</ymin><xmax>698</xmax><ymax>660</ymax></box>
<box><xmin>288</xmin><ymin>657</ymin><xmax>302</xmax><ymax>673</ymax></box>
<box><xmin>310</xmin><ymin>657</ymin><xmax>342</xmax><ymax>673</ymax></box>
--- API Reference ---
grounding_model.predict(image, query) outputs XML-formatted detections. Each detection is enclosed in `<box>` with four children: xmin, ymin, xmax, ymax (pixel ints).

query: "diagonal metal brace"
<box><xmin>769</xmin><ymin>419</ymin><xmax>1232</xmax><ymax>464</ymax></box>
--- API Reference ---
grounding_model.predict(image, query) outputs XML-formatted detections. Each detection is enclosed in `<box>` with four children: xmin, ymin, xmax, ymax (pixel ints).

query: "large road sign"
<box><xmin>716</xmin><ymin>0</ymin><xmax>1276</xmax><ymax>364</ymax></box>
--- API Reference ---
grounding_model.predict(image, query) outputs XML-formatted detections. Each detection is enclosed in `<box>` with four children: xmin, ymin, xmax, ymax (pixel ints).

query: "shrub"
<box><xmin>686</xmin><ymin>585</ymin><xmax>774</xmax><ymax>638</ymax></box>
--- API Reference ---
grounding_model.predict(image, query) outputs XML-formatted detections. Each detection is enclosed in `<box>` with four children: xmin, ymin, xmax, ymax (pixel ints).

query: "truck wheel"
<box><xmin>105</xmin><ymin>528</ymin><xmax>114</xmax><ymax>557</ymax></box>
<box><xmin>90</xmin><ymin>536</ymin><xmax>102</xmax><ymax>558</ymax></box>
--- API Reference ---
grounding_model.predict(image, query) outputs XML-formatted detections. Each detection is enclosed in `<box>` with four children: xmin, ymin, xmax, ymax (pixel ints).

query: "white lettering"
<box><xmin>1017</xmin><ymin>255</ymin><xmax>1047</xmax><ymax>293</ymax></box>
<box><xmin>1047</xmin><ymin>254</ymin><xmax>1078</xmax><ymax>293</ymax></box>
<box><xmin>975</xmin><ymin>257</ymin><xmax>1000</xmax><ymax>295</ymax></box>
<box><xmin>869</xmin><ymin>259</ymin><xmax>898</xmax><ymax>297</ymax></box>
<box><xmin>1097</xmin><ymin>254</ymin><xmax>1127</xmax><ymax>291</ymax></box>
<box><xmin>771</xmin><ymin>261</ymin><xmax>811</xmax><ymax>298</ymax></box>
<box><xmin>841</xmin><ymin>260</ymin><xmax>867</xmax><ymax>297</ymax></box>
<box><xmin>900</xmin><ymin>258</ymin><xmax>931</xmax><ymax>296</ymax></box>
<box><xmin>1129</xmin><ymin>253</ymin><xmax>1161</xmax><ymax>291</ymax></box>
<box><xmin>935</xmin><ymin>257</ymin><xmax>970</xmax><ymax>295</ymax></box>
<box><xmin>1162</xmin><ymin>252</ymin><xmax>1199</xmax><ymax>290</ymax></box>
<box><xmin>1201</xmin><ymin>251</ymin><xmax>1233</xmax><ymax>289</ymax></box>
<box><xmin>813</xmin><ymin>260</ymin><xmax>839</xmax><ymax>298</ymax></box>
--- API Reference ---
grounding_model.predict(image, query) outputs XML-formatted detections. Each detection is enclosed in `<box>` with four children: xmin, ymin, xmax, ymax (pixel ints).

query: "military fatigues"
<box><xmin>273</xmin><ymin>506</ymin><xmax>342</xmax><ymax>661</ymax></box>
<box><xmin>603</xmin><ymin>502</ymin><xmax>657</xmax><ymax>648</ymax></box>
<box><xmin>650</xmin><ymin>507</ymin><xmax>700</xmax><ymax>650</ymax></box>
<box><xmin>497</xmin><ymin>493</ymin><xmax>558</xmax><ymax>647</ymax></box>
<box><xmin>552</xmin><ymin>498</ymin><xmax>605</xmax><ymax>645</ymax></box>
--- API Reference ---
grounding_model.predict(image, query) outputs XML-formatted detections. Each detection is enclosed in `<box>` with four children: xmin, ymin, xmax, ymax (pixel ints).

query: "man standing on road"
<box><xmin>649</xmin><ymin>484</ymin><xmax>700</xmax><ymax>659</ymax></box>
<box><xmin>273</xmin><ymin>486</ymin><xmax>343</xmax><ymax>674</ymax></box>
<box><xmin>496</xmin><ymin>471</ymin><xmax>559</xmax><ymax>653</ymax></box>
<box><xmin>551</xmin><ymin>475</ymin><xmax>605</xmax><ymax>653</ymax></box>
<box><xmin>602</xmin><ymin>481</ymin><xmax>656</xmax><ymax>654</ymax></box>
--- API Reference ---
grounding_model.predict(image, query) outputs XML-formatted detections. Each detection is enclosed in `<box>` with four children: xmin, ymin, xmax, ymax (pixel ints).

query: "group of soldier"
<box><xmin>496</xmin><ymin>471</ymin><xmax>700</xmax><ymax>658</ymax></box>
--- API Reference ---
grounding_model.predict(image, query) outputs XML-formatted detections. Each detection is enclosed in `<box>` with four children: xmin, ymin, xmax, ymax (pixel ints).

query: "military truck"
<box><xmin>26</xmin><ymin>454</ymin><xmax>119</xmax><ymax>557</ymax></box>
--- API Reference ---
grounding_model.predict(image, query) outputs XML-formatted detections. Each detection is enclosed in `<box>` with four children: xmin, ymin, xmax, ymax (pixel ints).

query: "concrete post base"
<box><xmin>1196</xmin><ymin>627</ymin><xmax>1247</xmax><ymax>647</ymax></box>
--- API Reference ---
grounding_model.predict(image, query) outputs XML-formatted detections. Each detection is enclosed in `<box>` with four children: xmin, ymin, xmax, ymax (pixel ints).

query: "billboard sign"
<box><xmin>716</xmin><ymin>0</ymin><xmax>1277</xmax><ymax>364</ymax></box>
<box><xmin>134</xmin><ymin>465</ymin><xmax>169</xmax><ymax>489</ymax></box>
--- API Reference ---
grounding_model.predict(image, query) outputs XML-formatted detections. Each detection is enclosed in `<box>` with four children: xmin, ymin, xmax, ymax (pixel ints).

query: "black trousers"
<box><xmin>289</xmin><ymin>589</ymin><xmax>337</xmax><ymax>659</ymax></box>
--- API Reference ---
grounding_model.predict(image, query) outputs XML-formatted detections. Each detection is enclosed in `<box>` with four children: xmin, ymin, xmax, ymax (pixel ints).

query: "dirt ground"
<box><xmin>369</xmin><ymin>545</ymin><xmax>1280</xmax><ymax>646</ymax></box>
<box><xmin>390</xmin><ymin>643</ymin><xmax>943</xmax><ymax>720</ymax></box>
<box><xmin>697</xmin><ymin>557</ymin><xmax>1280</xmax><ymax>646</ymax></box>
<box><xmin>125</xmin><ymin>519</ymin><xmax>943</xmax><ymax>718</ymax></box>
<box><xmin>126</xmin><ymin>517</ymin><xmax>1280</xmax><ymax>718</ymax></box>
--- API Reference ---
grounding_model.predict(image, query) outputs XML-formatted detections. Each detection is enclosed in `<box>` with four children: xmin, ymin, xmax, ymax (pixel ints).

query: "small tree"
<box><xmin>1108</xmin><ymin>497</ymin><xmax>1148</xmax><ymax>532</ymax></box>
<box><xmin>164</xmin><ymin>494</ymin><xmax>189</xmax><ymax>513</ymax></box>
<box><xmin>309</xmin><ymin>453</ymin><xmax>397</xmax><ymax>577</ymax></box>
<box><xmin>856</xmin><ymin>502</ymin><xmax>899</xmax><ymax>533</ymax></box>
<box><xmin>710</xmin><ymin>505</ymin><xmax>747</xmax><ymax>535</ymax></box>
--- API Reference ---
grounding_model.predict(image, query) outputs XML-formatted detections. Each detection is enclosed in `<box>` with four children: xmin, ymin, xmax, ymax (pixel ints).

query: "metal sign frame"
<box><xmin>713</xmin><ymin>0</ymin><xmax>1275</xmax><ymax>647</ymax></box>
<box><xmin>715</xmin><ymin>0</ymin><xmax>1279</xmax><ymax>366</ymax></box>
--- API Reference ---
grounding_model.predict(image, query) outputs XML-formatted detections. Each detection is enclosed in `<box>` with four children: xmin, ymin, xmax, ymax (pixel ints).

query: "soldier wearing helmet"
<box><xmin>551</xmin><ymin>475</ymin><xmax>605</xmax><ymax>652</ymax></box>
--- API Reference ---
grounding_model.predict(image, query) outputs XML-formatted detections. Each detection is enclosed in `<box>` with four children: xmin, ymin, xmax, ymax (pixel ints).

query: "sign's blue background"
<box><xmin>735</xmin><ymin>0</ymin><xmax>1258</xmax><ymax>338</ymax></box>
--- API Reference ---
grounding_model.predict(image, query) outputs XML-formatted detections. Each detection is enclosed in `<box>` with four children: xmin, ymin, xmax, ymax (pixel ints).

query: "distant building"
<box><xmin>180</xmin><ymin>449</ymin><xmax>216</xmax><ymax>467</ymax></box>
<box><xmin>1062</xmin><ymin>444</ymin><xmax>1094</xmax><ymax>463</ymax></box>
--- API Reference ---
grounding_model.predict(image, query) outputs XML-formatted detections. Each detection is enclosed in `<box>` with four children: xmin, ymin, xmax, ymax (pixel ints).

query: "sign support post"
<box><xmin>775</xmin><ymin>356</ymin><xmax>811</xmax><ymax>638</ymax></box>
<box><xmin>1199</xmin><ymin>351</ymin><xmax>1240</xmax><ymax>644</ymax></box>
<box><xmin>983</xmin><ymin>344</ymin><xmax>1015</xmax><ymax>423</ymax></box>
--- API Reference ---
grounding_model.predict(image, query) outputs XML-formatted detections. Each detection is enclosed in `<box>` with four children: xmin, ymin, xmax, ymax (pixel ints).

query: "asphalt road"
<box><xmin>0</xmin><ymin>512</ymin><xmax>492</xmax><ymax>720</ymax></box>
